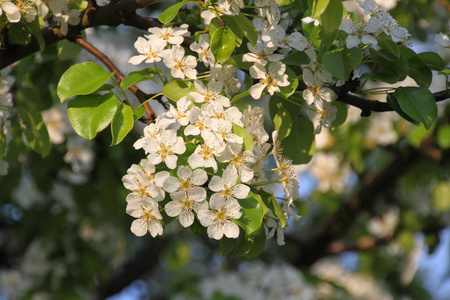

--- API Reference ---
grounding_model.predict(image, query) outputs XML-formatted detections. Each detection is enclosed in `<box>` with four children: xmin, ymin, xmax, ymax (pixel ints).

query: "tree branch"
<box><xmin>75</xmin><ymin>37</ymin><xmax>156</xmax><ymax>122</ymax></box>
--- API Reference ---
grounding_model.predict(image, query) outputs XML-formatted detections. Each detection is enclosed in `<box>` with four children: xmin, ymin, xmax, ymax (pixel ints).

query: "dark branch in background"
<box><xmin>75</xmin><ymin>37</ymin><xmax>156</xmax><ymax>122</ymax></box>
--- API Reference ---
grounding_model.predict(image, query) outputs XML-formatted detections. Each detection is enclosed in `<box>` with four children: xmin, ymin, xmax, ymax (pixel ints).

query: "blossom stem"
<box><xmin>248</xmin><ymin>179</ymin><xmax>282</xmax><ymax>186</ymax></box>
<box><xmin>136</xmin><ymin>93</ymin><xmax>163</xmax><ymax>108</ymax></box>
<box><xmin>153</xmin><ymin>62</ymin><xmax>166</xmax><ymax>85</ymax></box>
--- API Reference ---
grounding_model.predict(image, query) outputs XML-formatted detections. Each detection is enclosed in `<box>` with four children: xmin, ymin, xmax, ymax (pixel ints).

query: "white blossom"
<box><xmin>146</xmin><ymin>24</ymin><xmax>189</xmax><ymax>47</ymax></box>
<box><xmin>190</xmin><ymin>34</ymin><xmax>215</xmax><ymax>66</ymax></box>
<box><xmin>146</xmin><ymin>129</ymin><xmax>186</xmax><ymax>169</ymax></box>
<box><xmin>189</xmin><ymin>80</ymin><xmax>230</xmax><ymax>107</ymax></box>
<box><xmin>249</xmin><ymin>62</ymin><xmax>289</xmax><ymax>99</ymax></box>
<box><xmin>126</xmin><ymin>199</ymin><xmax>163</xmax><ymax>237</ymax></box>
<box><xmin>128</xmin><ymin>37</ymin><xmax>165</xmax><ymax>65</ymax></box>
<box><xmin>161</xmin><ymin>45</ymin><xmax>198</xmax><ymax>79</ymax></box>
<box><xmin>208</xmin><ymin>164</ymin><xmax>250</xmax><ymax>205</ymax></box>
<box><xmin>164</xmin><ymin>96</ymin><xmax>192</xmax><ymax>126</ymax></box>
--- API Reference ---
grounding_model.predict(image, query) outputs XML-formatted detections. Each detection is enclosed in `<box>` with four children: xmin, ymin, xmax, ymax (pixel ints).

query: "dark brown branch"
<box><xmin>336</xmin><ymin>90</ymin><xmax>450</xmax><ymax>117</ymax></box>
<box><xmin>75</xmin><ymin>37</ymin><xmax>156</xmax><ymax>122</ymax></box>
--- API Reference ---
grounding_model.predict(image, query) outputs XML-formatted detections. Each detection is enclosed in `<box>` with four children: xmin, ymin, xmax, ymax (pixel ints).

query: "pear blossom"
<box><xmin>139</xmin><ymin>159</ymin><xmax>169</xmax><ymax>197</ymax></box>
<box><xmin>188</xmin><ymin>143</ymin><xmax>221</xmax><ymax>172</ymax></box>
<box><xmin>189</xmin><ymin>80</ymin><xmax>230</xmax><ymax>107</ymax></box>
<box><xmin>257</xmin><ymin>0</ymin><xmax>281</xmax><ymax>25</ymax></box>
<box><xmin>122</xmin><ymin>163</ymin><xmax>165</xmax><ymax>203</ymax></box>
<box><xmin>49</xmin><ymin>0</ymin><xmax>81</xmax><ymax>35</ymax></box>
<box><xmin>201</xmin><ymin>102</ymin><xmax>243</xmax><ymax>125</ymax></box>
<box><xmin>301</xmin><ymin>16</ymin><xmax>320</xmax><ymax>26</ymax></box>
<box><xmin>201</xmin><ymin>118</ymin><xmax>243</xmax><ymax>150</ymax></box>
<box><xmin>165</xmin><ymin>190</ymin><xmax>208</xmax><ymax>227</ymax></box>
<box><xmin>304</xmin><ymin>102</ymin><xmax>338</xmax><ymax>134</ymax></box>
<box><xmin>274</xmin><ymin>25</ymin><xmax>308</xmax><ymax>51</ymax></box>
<box><xmin>163</xmin><ymin>166</ymin><xmax>208</xmax><ymax>194</ymax></box>
<box><xmin>197</xmin><ymin>195</ymin><xmax>242</xmax><ymax>240</ymax></box>
<box><xmin>210</xmin><ymin>64</ymin><xmax>241</xmax><ymax>96</ymax></box>
<box><xmin>34</xmin><ymin>0</ymin><xmax>49</xmax><ymax>18</ymax></box>
<box><xmin>146</xmin><ymin>24</ymin><xmax>189</xmax><ymax>47</ymax></box>
<box><xmin>221</xmin><ymin>0</ymin><xmax>244</xmax><ymax>14</ymax></box>
<box><xmin>249</xmin><ymin>62</ymin><xmax>289</xmax><ymax>99</ymax></box>
<box><xmin>243</xmin><ymin>41</ymin><xmax>284</xmax><ymax>66</ymax></box>
<box><xmin>16</xmin><ymin>0</ymin><xmax>37</xmax><ymax>22</ymax></box>
<box><xmin>190</xmin><ymin>34</ymin><xmax>215</xmax><ymax>66</ymax></box>
<box><xmin>0</xmin><ymin>1</ymin><xmax>21</xmax><ymax>22</ymax></box>
<box><xmin>145</xmin><ymin>129</ymin><xmax>186</xmax><ymax>169</ymax></box>
<box><xmin>128</xmin><ymin>37</ymin><xmax>165</xmax><ymax>65</ymax></box>
<box><xmin>42</xmin><ymin>106</ymin><xmax>67</xmax><ymax>144</ymax></box>
<box><xmin>184</xmin><ymin>107</ymin><xmax>210</xmax><ymax>136</ymax></box>
<box><xmin>133</xmin><ymin>117</ymin><xmax>175</xmax><ymax>151</ymax></box>
<box><xmin>435</xmin><ymin>33</ymin><xmax>450</xmax><ymax>48</ymax></box>
<box><xmin>164</xmin><ymin>96</ymin><xmax>192</xmax><ymax>126</ymax></box>
<box><xmin>161</xmin><ymin>45</ymin><xmax>197</xmax><ymax>79</ymax></box>
<box><xmin>209</xmin><ymin>165</ymin><xmax>250</xmax><ymax>206</ymax></box>
<box><xmin>339</xmin><ymin>18</ymin><xmax>378</xmax><ymax>48</ymax></box>
<box><xmin>302</xmin><ymin>85</ymin><xmax>337</xmax><ymax>109</ymax></box>
<box><xmin>126</xmin><ymin>199</ymin><xmax>163</xmax><ymax>237</ymax></box>
<box><xmin>217</xmin><ymin>143</ymin><xmax>256</xmax><ymax>183</ymax></box>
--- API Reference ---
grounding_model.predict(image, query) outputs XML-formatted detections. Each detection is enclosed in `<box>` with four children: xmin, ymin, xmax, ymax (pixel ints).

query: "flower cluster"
<box><xmin>1</xmin><ymin>0</ymin><xmax>81</xmax><ymax>35</ymax></box>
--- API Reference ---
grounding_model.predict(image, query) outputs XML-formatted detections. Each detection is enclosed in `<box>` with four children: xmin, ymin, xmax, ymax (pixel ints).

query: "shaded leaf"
<box><xmin>111</xmin><ymin>103</ymin><xmax>134</xmax><ymax>146</ymax></box>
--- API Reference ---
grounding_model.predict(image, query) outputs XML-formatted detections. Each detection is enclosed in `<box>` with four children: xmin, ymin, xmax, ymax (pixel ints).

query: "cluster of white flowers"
<box><xmin>1</xmin><ymin>0</ymin><xmax>81</xmax><ymax>35</ymax></box>
<box><xmin>355</xmin><ymin>0</ymin><xmax>411</xmax><ymax>45</ymax></box>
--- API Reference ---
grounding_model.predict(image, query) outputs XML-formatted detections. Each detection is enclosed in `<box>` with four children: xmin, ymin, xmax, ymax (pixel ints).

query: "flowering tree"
<box><xmin>1</xmin><ymin>0</ymin><xmax>450</xmax><ymax>298</ymax></box>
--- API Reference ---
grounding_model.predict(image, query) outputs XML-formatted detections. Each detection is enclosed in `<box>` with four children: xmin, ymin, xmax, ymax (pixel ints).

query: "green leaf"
<box><xmin>157</xmin><ymin>0</ymin><xmax>189</xmax><ymax>24</ymax></box>
<box><xmin>208</xmin><ymin>17</ymin><xmax>222</xmax><ymax>37</ymax></box>
<box><xmin>406</xmin><ymin>123</ymin><xmax>434</xmax><ymax>148</ymax></box>
<box><xmin>133</xmin><ymin>106</ymin><xmax>147</xmax><ymax>121</ymax></box>
<box><xmin>211</xmin><ymin>26</ymin><xmax>235</xmax><ymax>63</ymax></box>
<box><xmin>259</xmin><ymin>189</ymin><xmax>287</xmax><ymax>228</ymax></box>
<box><xmin>225</xmin><ymin>54</ymin><xmax>253</xmax><ymax>70</ymax></box>
<box><xmin>234</xmin><ymin>14</ymin><xmax>258</xmax><ymax>47</ymax></box>
<box><xmin>282</xmin><ymin>50</ymin><xmax>310</xmax><ymax>66</ymax></box>
<box><xmin>279</xmin><ymin>66</ymin><xmax>299</xmax><ymax>98</ymax></box>
<box><xmin>418</xmin><ymin>52</ymin><xmax>446</xmax><ymax>70</ymax></box>
<box><xmin>377</xmin><ymin>35</ymin><xmax>400</xmax><ymax>57</ymax></box>
<box><xmin>28</xmin><ymin>18</ymin><xmax>45</xmax><ymax>53</ymax></box>
<box><xmin>120</xmin><ymin>68</ymin><xmax>161</xmax><ymax>90</ymax></box>
<box><xmin>432</xmin><ymin>181</ymin><xmax>450</xmax><ymax>212</ymax></box>
<box><xmin>234</xmin><ymin>192</ymin><xmax>266</xmax><ymax>235</ymax></box>
<box><xmin>231</xmin><ymin>90</ymin><xmax>250</xmax><ymax>103</ymax></box>
<box><xmin>310</xmin><ymin>0</ymin><xmax>330</xmax><ymax>18</ymax></box>
<box><xmin>232</xmin><ymin>123</ymin><xmax>254</xmax><ymax>151</ymax></box>
<box><xmin>272</xmin><ymin>103</ymin><xmax>292</xmax><ymax>142</ymax></box>
<box><xmin>221</xmin><ymin>15</ymin><xmax>244</xmax><ymax>47</ymax></box>
<box><xmin>162</xmin><ymin>80</ymin><xmax>197</xmax><ymax>104</ymax></box>
<box><xmin>399</xmin><ymin>47</ymin><xmax>432</xmax><ymax>87</ymax></box>
<box><xmin>219</xmin><ymin>237</ymin><xmax>237</xmax><ymax>256</ymax></box>
<box><xmin>330</xmin><ymin>101</ymin><xmax>348</xmax><ymax>129</ymax></box>
<box><xmin>322</xmin><ymin>47</ymin><xmax>363</xmax><ymax>80</ymax></box>
<box><xmin>17</xmin><ymin>108</ymin><xmax>51</xmax><ymax>158</ymax></box>
<box><xmin>245</xmin><ymin>229</ymin><xmax>266</xmax><ymax>259</ymax></box>
<box><xmin>0</xmin><ymin>130</ymin><xmax>7</xmax><ymax>160</ymax></box>
<box><xmin>362</xmin><ymin>48</ymin><xmax>408</xmax><ymax>84</ymax></box>
<box><xmin>232</xmin><ymin>233</ymin><xmax>254</xmax><ymax>257</ymax></box>
<box><xmin>318</xmin><ymin>30</ymin><xmax>338</xmax><ymax>61</ymax></box>
<box><xmin>281</xmin><ymin>117</ymin><xmax>315</xmax><ymax>164</ymax></box>
<box><xmin>67</xmin><ymin>93</ymin><xmax>118</xmax><ymax>140</ymax></box>
<box><xmin>317</xmin><ymin>0</ymin><xmax>343</xmax><ymax>33</ymax></box>
<box><xmin>394</xmin><ymin>87</ymin><xmax>437</xmax><ymax>130</ymax></box>
<box><xmin>57</xmin><ymin>62</ymin><xmax>114</xmax><ymax>103</ymax></box>
<box><xmin>275</xmin><ymin>0</ymin><xmax>294</xmax><ymax>4</ymax></box>
<box><xmin>8</xmin><ymin>21</ymin><xmax>31</xmax><ymax>45</ymax></box>
<box><xmin>386</xmin><ymin>93</ymin><xmax>419</xmax><ymax>125</ymax></box>
<box><xmin>111</xmin><ymin>103</ymin><xmax>134</xmax><ymax>146</ymax></box>
<box><xmin>437</xmin><ymin>125</ymin><xmax>450</xmax><ymax>149</ymax></box>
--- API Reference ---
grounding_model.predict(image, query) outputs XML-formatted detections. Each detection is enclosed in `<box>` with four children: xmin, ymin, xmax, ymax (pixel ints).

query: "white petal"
<box><xmin>131</xmin><ymin>219</ymin><xmax>148</xmax><ymax>236</ymax></box>
<box><xmin>179</xmin><ymin>210</ymin><xmax>194</xmax><ymax>227</ymax></box>
<box><xmin>232</xmin><ymin>184</ymin><xmax>250</xmax><ymax>199</ymax></box>
<box><xmin>163</xmin><ymin>176</ymin><xmax>180</xmax><ymax>193</ymax></box>
<box><xmin>165</xmin><ymin>201</ymin><xmax>183</xmax><ymax>217</ymax></box>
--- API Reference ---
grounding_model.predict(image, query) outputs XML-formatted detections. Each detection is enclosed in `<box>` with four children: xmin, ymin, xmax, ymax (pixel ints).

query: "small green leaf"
<box><xmin>162</xmin><ymin>80</ymin><xmax>197</xmax><ymax>104</ymax></box>
<box><xmin>310</xmin><ymin>0</ymin><xmax>330</xmax><ymax>18</ymax></box>
<box><xmin>281</xmin><ymin>117</ymin><xmax>315</xmax><ymax>164</ymax></box>
<box><xmin>259</xmin><ymin>189</ymin><xmax>287</xmax><ymax>228</ymax></box>
<box><xmin>245</xmin><ymin>229</ymin><xmax>266</xmax><ymax>259</ymax></box>
<box><xmin>219</xmin><ymin>237</ymin><xmax>237</xmax><ymax>256</ymax></box>
<box><xmin>234</xmin><ymin>14</ymin><xmax>258</xmax><ymax>47</ymax></box>
<box><xmin>225</xmin><ymin>54</ymin><xmax>253</xmax><ymax>70</ymax></box>
<box><xmin>231</xmin><ymin>90</ymin><xmax>250</xmax><ymax>103</ymax></box>
<box><xmin>0</xmin><ymin>130</ymin><xmax>6</xmax><ymax>160</ymax></box>
<box><xmin>208</xmin><ymin>17</ymin><xmax>222</xmax><ymax>37</ymax></box>
<box><xmin>399</xmin><ymin>47</ymin><xmax>432</xmax><ymax>87</ymax></box>
<box><xmin>232</xmin><ymin>123</ymin><xmax>254</xmax><ymax>151</ymax></box>
<box><xmin>232</xmin><ymin>233</ymin><xmax>254</xmax><ymax>257</ymax></box>
<box><xmin>418</xmin><ymin>52</ymin><xmax>446</xmax><ymax>70</ymax></box>
<box><xmin>437</xmin><ymin>125</ymin><xmax>450</xmax><ymax>149</ymax></box>
<box><xmin>272</xmin><ymin>104</ymin><xmax>292</xmax><ymax>142</ymax></box>
<box><xmin>28</xmin><ymin>18</ymin><xmax>45</xmax><ymax>53</ymax></box>
<box><xmin>432</xmin><ymin>181</ymin><xmax>450</xmax><ymax>212</ymax></box>
<box><xmin>120</xmin><ymin>68</ymin><xmax>161</xmax><ymax>90</ymax></box>
<box><xmin>386</xmin><ymin>93</ymin><xmax>419</xmax><ymax>125</ymax></box>
<box><xmin>133</xmin><ymin>106</ymin><xmax>147</xmax><ymax>121</ymax></box>
<box><xmin>322</xmin><ymin>47</ymin><xmax>363</xmax><ymax>80</ymax></box>
<box><xmin>282</xmin><ymin>50</ymin><xmax>310</xmax><ymax>66</ymax></box>
<box><xmin>17</xmin><ymin>108</ymin><xmax>51</xmax><ymax>158</ymax></box>
<box><xmin>111</xmin><ymin>103</ymin><xmax>134</xmax><ymax>146</ymax></box>
<box><xmin>275</xmin><ymin>0</ymin><xmax>294</xmax><ymax>4</ymax></box>
<box><xmin>8</xmin><ymin>21</ymin><xmax>31</xmax><ymax>45</ymax></box>
<box><xmin>317</xmin><ymin>0</ymin><xmax>343</xmax><ymax>33</ymax></box>
<box><xmin>377</xmin><ymin>35</ymin><xmax>400</xmax><ymax>57</ymax></box>
<box><xmin>279</xmin><ymin>66</ymin><xmax>299</xmax><ymax>98</ymax></box>
<box><xmin>234</xmin><ymin>192</ymin><xmax>266</xmax><ymax>235</ymax></box>
<box><xmin>394</xmin><ymin>87</ymin><xmax>437</xmax><ymax>130</ymax></box>
<box><xmin>57</xmin><ymin>62</ymin><xmax>114</xmax><ymax>103</ymax></box>
<box><xmin>330</xmin><ymin>101</ymin><xmax>348</xmax><ymax>129</ymax></box>
<box><xmin>67</xmin><ymin>93</ymin><xmax>118</xmax><ymax>140</ymax></box>
<box><xmin>157</xmin><ymin>0</ymin><xmax>189</xmax><ymax>24</ymax></box>
<box><xmin>211</xmin><ymin>26</ymin><xmax>235</xmax><ymax>63</ymax></box>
